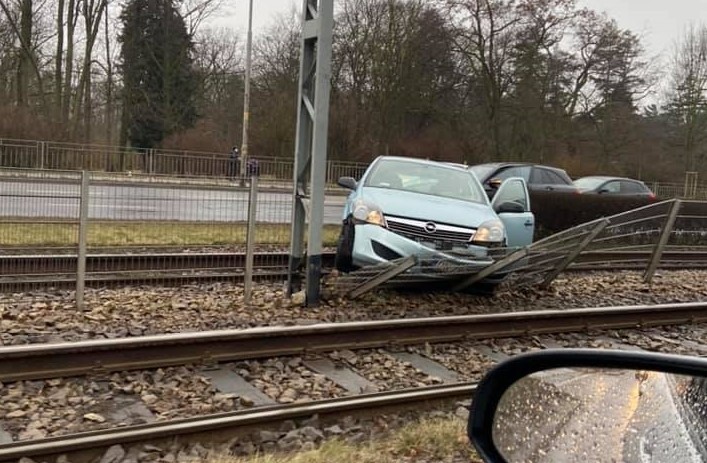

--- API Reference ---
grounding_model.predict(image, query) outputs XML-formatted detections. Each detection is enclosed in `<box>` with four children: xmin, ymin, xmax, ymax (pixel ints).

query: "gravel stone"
<box><xmin>98</xmin><ymin>445</ymin><xmax>125</xmax><ymax>463</ymax></box>
<box><xmin>83</xmin><ymin>413</ymin><xmax>106</xmax><ymax>423</ymax></box>
<box><xmin>257</xmin><ymin>430</ymin><xmax>280</xmax><ymax>443</ymax></box>
<box><xmin>324</xmin><ymin>425</ymin><xmax>344</xmax><ymax>435</ymax></box>
<box><xmin>3</xmin><ymin>271</ymin><xmax>707</xmax><ymax>345</ymax></box>
<box><xmin>299</xmin><ymin>426</ymin><xmax>325</xmax><ymax>442</ymax></box>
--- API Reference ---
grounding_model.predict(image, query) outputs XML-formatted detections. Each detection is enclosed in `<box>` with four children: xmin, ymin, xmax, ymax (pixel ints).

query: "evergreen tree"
<box><xmin>119</xmin><ymin>0</ymin><xmax>198</xmax><ymax>148</ymax></box>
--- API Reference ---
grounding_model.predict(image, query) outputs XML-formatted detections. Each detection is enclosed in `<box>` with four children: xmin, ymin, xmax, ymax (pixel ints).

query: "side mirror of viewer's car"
<box><xmin>337</xmin><ymin>176</ymin><xmax>358</xmax><ymax>190</ymax></box>
<box><xmin>468</xmin><ymin>349</ymin><xmax>707</xmax><ymax>463</ymax></box>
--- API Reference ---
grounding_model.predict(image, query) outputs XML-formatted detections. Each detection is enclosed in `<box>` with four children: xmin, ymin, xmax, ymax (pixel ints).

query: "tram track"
<box><xmin>1</xmin><ymin>302</ymin><xmax>707</xmax><ymax>462</ymax></box>
<box><xmin>0</xmin><ymin>383</ymin><xmax>476</xmax><ymax>463</ymax></box>
<box><xmin>1</xmin><ymin>301</ymin><xmax>706</xmax><ymax>383</ymax></box>
<box><xmin>2</xmin><ymin>250</ymin><xmax>707</xmax><ymax>289</ymax></box>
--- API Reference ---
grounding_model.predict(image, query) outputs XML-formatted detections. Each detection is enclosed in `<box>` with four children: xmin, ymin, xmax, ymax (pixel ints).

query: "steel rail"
<box><xmin>0</xmin><ymin>251</ymin><xmax>338</xmax><ymax>274</ymax></box>
<box><xmin>3</xmin><ymin>250</ymin><xmax>707</xmax><ymax>275</ymax></box>
<box><xmin>1</xmin><ymin>302</ymin><xmax>706</xmax><ymax>383</ymax></box>
<box><xmin>0</xmin><ymin>269</ymin><xmax>300</xmax><ymax>288</ymax></box>
<box><xmin>0</xmin><ymin>383</ymin><xmax>476</xmax><ymax>462</ymax></box>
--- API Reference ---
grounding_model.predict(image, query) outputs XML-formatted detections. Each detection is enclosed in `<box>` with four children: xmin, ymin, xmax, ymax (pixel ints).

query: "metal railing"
<box><xmin>2</xmin><ymin>138</ymin><xmax>706</xmax><ymax>199</ymax></box>
<box><xmin>0</xmin><ymin>138</ymin><xmax>368</xmax><ymax>187</ymax></box>
<box><xmin>0</xmin><ymin>170</ymin><xmax>346</xmax><ymax>302</ymax></box>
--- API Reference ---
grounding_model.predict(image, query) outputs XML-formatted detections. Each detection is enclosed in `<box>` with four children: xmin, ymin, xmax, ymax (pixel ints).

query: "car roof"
<box><xmin>472</xmin><ymin>162</ymin><xmax>565</xmax><ymax>171</ymax></box>
<box><xmin>576</xmin><ymin>175</ymin><xmax>646</xmax><ymax>183</ymax></box>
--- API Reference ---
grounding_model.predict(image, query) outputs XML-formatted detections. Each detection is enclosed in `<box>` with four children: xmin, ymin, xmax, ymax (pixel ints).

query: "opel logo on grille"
<box><xmin>424</xmin><ymin>222</ymin><xmax>437</xmax><ymax>234</ymax></box>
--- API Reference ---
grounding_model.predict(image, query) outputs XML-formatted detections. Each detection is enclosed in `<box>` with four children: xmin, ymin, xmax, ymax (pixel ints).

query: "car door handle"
<box><xmin>545</xmin><ymin>186</ymin><xmax>554</xmax><ymax>191</ymax></box>
<box><xmin>524</xmin><ymin>220</ymin><xmax>534</xmax><ymax>227</ymax></box>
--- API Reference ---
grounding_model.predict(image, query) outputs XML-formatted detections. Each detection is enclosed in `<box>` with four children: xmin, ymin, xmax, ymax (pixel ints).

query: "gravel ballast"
<box><xmin>2</xmin><ymin>270</ymin><xmax>707</xmax><ymax>345</ymax></box>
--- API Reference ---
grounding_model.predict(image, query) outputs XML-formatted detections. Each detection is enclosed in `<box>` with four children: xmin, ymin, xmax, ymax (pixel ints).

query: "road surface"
<box><xmin>0</xmin><ymin>179</ymin><xmax>347</xmax><ymax>224</ymax></box>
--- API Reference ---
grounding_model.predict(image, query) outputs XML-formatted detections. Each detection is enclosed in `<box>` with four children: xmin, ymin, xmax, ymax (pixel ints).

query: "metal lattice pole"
<box><xmin>239</xmin><ymin>0</ymin><xmax>254</xmax><ymax>186</ymax></box>
<box><xmin>287</xmin><ymin>0</ymin><xmax>334</xmax><ymax>306</ymax></box>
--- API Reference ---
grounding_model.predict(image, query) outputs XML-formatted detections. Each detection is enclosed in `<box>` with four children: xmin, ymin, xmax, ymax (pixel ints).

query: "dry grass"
<box><xmin>211</xmin><ymin>417</ymin><xmax>481</xmax><ymax>463</ymax></box>
<box><xmin>0</xmin><ymin>221</ymin><xmax>341</xmax><ymax>247</ymax></box>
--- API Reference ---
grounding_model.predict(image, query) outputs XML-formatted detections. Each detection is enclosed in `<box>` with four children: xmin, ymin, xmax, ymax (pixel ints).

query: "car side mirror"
<box><xmin>468</xmin><ymin>349</ymin><xmax>707</xmax><ymax>463</ymax></box>
<box><xmin>337</xmin><ymin>176</ymin><xmax>357</xmax><ymax>190</ymax></box>
<box><xmin>598</xmin><ymin>188</ymin><xmax>609</xmax><ymax>194</ymax></box>
<box><xmin>494</xmin><ymin>201</ymin><xmax>525</xmax><ymax>214</ymax></box>
<box><xmin>488</xmin><ymin>178</ymin><xmax>503</xmax><ymax>189</ymax></box>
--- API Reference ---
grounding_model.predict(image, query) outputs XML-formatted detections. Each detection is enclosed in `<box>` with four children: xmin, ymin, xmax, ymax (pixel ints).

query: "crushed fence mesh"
<box><xmin>335</xmin><ymin>199</ymin><xmax>707</xmax><ymax>298</ymax></box>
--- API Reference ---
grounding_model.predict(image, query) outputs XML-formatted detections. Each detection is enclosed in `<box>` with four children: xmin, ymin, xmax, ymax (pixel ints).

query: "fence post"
<box><xmin>76</xmin><ymin>171</ymin><xmax>90</xmax><ymax>310</ymax></box>
<box><xmin>644</xmin><ymin>199</ymin><xmax>681</xmax><ymax>283</ymax></box>
<box><xmin>244</xmin><ymin>176</ymin><xmax>258</xmax><ymax>303</ymax></box>
<box><xmin>39</xmin><ymin>141</ymin><xmax>47</xmax><ymax>169</ymax></box>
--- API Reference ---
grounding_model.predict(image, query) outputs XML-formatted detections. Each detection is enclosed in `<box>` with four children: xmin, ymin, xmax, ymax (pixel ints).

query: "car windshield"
<box><xmin>364</xmin><ymin>159</ymin><xmax>486</xmax><ymax>204</ymax></box>
<box><xmin>469</xmin><ymin>164</ymin><xmax>497</xmax><ymax>181</ymax></box>
<box><xmin>574</xmin><ymin>177</ymin><xmax>608</xmax><ymax>190</ymax></box>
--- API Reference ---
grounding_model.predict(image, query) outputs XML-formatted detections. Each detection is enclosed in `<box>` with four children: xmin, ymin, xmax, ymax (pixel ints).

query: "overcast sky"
<box><xmin>212</xmin><ymin>0</ymin><xmax>707</xmax><ymax>101</ymax></box>
<box><xmin>214</xmin><ymin>1</ymin><xmax>707</xmax><ymax>56</ymax></box>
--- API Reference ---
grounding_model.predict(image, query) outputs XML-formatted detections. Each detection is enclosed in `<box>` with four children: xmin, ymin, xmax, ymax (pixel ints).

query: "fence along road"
<box><xmin>0</xmin><ymin>178</ymin><xmax>347</xmax><ymax>224</ymax></box>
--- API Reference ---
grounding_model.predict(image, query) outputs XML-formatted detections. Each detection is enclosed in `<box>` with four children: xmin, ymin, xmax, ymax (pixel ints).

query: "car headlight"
<box><xmin>472</xmin><ymin>219</ymin><xmax>505</xmax><ymax>244</ymax></box>
<box><xmin>352</xmin><ymin>200</ymin><xmax>387</xmax><ymax>227</ymax></box>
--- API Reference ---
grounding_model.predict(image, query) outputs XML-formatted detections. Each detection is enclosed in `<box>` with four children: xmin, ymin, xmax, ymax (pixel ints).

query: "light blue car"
<box><xmin>334</xmin><ymin>156</ymin><xmax>535</xmax><ymax>284</ymax></box>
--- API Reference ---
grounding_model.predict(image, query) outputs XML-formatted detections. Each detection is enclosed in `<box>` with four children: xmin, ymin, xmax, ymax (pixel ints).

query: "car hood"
<box><xmin>361</xmin><ymin>187</ymin><xmax>497</xmax><ymax>228</ymax></box>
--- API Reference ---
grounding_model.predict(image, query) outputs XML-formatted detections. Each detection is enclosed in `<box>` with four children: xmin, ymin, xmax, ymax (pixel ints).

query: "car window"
<box><xmin>620</xmin><ymin>181</ymin><xmax>647</xmax><ymax>193</ymax></box>
<box><xmin>469</xmin><ymin>164</ymin><xmax>497</xmax><ymax>181</ymax></box>
<box><xmin>574</xmin><ymin>177</ymin><xmax>607</xmax><ymax>190</ymax></box>
<box><xmin>364</xmin><ymin>158</ymin><xmax>487</xmax><ymax>204</ymax></box>
<box><xmin>532</xmin><ymin>168</ymin><xmax>571</xmax><ymax>185</ymax></box>
<box><xmin>494</xmin><ymin>166</ymin><xmax>531</xmax><ymax>182</ymax></box>
<box><xmin>494</xmin><ymin>178</ymin><xmax>528</xmax><ymax>211</ymax></box>
<box><xmin>602</xmin><ymin>181</ymin><xmax>621</xmax><ymax>193</ymax></box>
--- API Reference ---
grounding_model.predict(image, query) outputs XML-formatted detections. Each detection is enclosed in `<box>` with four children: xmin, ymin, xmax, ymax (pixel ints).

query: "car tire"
<box><xmin>335</xmin><ymin>217</ymin><xmax>356</xmax><ymax>273</ymax></box>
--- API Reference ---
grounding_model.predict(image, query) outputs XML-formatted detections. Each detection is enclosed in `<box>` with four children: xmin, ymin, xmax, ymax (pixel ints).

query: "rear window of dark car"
<box><xmin>531</xmin><ymin>168</ymin><xmax>571</xmax><ymax>185</ymax></box>
<box><xmin>621</xmin><ymin>181</ymin><xmax>649</xmax><ymax>193</ymax></box>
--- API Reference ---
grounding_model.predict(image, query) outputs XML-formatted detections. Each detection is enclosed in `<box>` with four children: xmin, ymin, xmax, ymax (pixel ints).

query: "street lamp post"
<box><xmin>239</xmin><ymin>0</ymin><xmax>253</xmax><ymax>185</ymax></box>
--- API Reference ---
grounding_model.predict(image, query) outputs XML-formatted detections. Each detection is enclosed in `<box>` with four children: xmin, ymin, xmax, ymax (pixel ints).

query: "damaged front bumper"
<box><xmin>351</xmin><ymin>224</ymin><xmax>498</xmax><ymax>275</ymax></box>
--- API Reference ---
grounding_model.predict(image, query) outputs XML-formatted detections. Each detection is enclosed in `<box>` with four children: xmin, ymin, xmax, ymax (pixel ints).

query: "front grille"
<box><xmin>386</xmin><ymin>216</ymin><xmax>475</xmax><ymax>243</ymax></box>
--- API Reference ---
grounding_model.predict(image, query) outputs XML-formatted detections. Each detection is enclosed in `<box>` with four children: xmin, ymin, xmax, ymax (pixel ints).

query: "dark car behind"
<box><xmin>469</xmin><ymin>163</ymin><xmax>579</xmax><ymax>198</ymax></box>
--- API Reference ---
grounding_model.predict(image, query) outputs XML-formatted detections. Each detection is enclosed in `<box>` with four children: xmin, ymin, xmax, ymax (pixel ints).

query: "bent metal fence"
<box><xmin>335</xmin><ymin>199</ymin><xmax>707</xmax><ymax>298</ymax></box>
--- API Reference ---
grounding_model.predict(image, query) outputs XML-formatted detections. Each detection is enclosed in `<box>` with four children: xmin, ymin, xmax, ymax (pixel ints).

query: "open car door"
<box><xmin>490</xmin><ymin>177</ymin><xmax>534</xmax><ymax>247</ymax></box>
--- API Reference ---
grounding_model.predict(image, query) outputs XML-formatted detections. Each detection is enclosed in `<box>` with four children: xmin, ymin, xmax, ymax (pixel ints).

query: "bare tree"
<box><xmin>0</xmin><ymin>0</ymin><xmax>47</xmax><ymax>106</ymax></box>
<box><xmin>62</xmin><ymin>0</ymin><xmax>78</xmax><ymax>122</ymax></box>
<box><xmin>180</xmin><ymin>0</ymin><xmax>228</xmax><ymax>37</ymax></box>
<box><xmin>72</xmin><ymin>0</ymin><xmax>108</xmax><ymax>138</ymax></box>
<box><xmin>666</xmin><ymin>24</ymin><xmax>707</xmax><ymax>171</ymax></box>
<box><xmin>444</xmin><ymin>0</ymin><xmax>523</xmax><ymax>158</ymax></box>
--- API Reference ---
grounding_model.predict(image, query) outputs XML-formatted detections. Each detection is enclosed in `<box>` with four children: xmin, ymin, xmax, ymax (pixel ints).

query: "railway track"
<box><xmin>1</xmin><ymin>302</ymin><xmax>707</xmax><ymax>462</ymax></box>
<box><xmin>1</xmin><ymin>301</ymin><xmax>705</xmax><ymax>383</ymax></box>
<box><xmin>2</xmin><ymin>250</ymin><xmax>707</xmax><ymax>289</ymax></box>
<box><xmin>0</xmin><ymin>383</ymin><xmax>476</xmax><ymax>462</ymax></box>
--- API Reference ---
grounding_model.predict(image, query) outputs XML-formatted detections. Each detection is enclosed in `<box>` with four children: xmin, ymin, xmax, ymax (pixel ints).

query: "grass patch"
<box><xmin>214</xmin><ymin>417</ymin><xmax>480</xmax><ymax>463</ymax></box>
<box><xmin>0</xmin><ymin>221</ymin><xmax>341</xmax><ymax>247</ymax></box>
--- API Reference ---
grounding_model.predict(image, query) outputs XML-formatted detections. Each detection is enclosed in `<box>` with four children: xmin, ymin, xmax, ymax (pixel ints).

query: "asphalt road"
<box><xmin>0</xmin><ymin>180</ymin><xmax>347</xmax><ymax>224</ymax></box>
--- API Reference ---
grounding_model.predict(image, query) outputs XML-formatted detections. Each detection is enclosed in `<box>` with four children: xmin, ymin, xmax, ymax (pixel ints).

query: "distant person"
<box><xmin>228</xmin><ymin>147</ymin><xmax>240</xmax><ymax>180</ymax></box>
